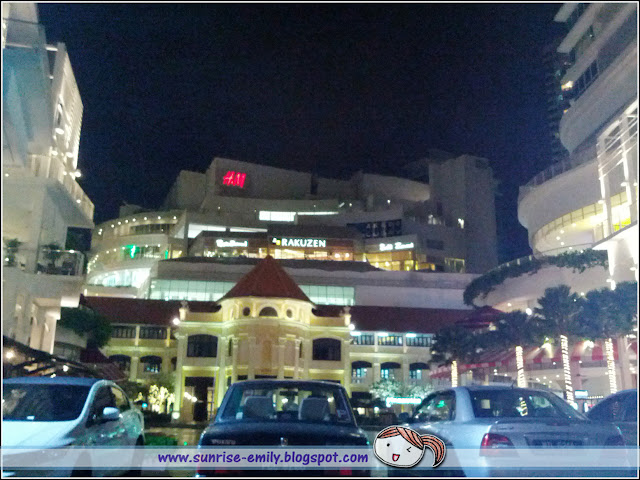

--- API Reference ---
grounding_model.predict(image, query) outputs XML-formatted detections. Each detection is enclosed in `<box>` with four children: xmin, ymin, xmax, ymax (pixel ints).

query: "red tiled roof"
<box><xmin>346</xmin><ymin>306</ymin><xmax>473</xmax><ymax>334</ymax></box>
<box><xmin>220</xmin><ymin>255</ymin><xmax>311</xmax><ymax>302</ymax></box>
<box><xmin>81</xmin><ymin>296</ymin><xmax>220</xmax><ymax>326</ymax></box>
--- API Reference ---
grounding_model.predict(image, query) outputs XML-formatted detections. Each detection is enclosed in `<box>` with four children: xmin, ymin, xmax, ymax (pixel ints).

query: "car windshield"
<box><xmin>3</xmin><ymin>384</ymin><xmax>91</xmax><ymax>421</ymax></box>
<box><xmin>470</xmin><ymin>389</ymin><xmax>587</xmax><ymax>420</ymax></box>
<box><xmin>219</xmin><ymin>383</ymin><xmax>354</xmax><ymax>425</ymax></box>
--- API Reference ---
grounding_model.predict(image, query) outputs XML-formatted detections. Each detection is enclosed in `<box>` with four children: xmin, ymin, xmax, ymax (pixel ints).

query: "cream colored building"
<box><xmin>90</xmin><ymin>256</ymin><xmax>468</xmax><ymax>422</ymax></box>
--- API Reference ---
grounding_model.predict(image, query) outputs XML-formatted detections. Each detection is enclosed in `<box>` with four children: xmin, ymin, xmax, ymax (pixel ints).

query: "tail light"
<box><xmin>480</xmin><ymin>433</ymin><xmax>515</xmax><ymax>456</ymax></box>
<box><xmin>339</xmin><ymin>469</ymin><xmax>353</xmax><ymax>475</ymax></box>
<box><xmin>605</xmin><ymin>434</ymin><xmax>625</xmax><ymax>446</ymax></box>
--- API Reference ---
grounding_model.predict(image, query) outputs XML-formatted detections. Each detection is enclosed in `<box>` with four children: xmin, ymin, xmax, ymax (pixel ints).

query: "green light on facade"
<box><xmin>165</xmin><ymin>250</ymin><xmax>169</xmax><ymax>259</ymax></box>
<box><xmin>125</xmin><ymin>245</ymin><xmax>137</xmax><ymax>259</ymax></box>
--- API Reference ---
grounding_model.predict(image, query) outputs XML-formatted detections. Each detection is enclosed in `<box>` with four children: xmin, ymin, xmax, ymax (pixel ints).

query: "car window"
<box><xmin>413</xmin><ymin>392</ymin><xmax>455</xmax><ymax>422</ymax></box>
<box><xmin>589</xmin><ymin>397</ymin><xmax>626</xmax><ymax>422</ymax></box>
<box><xmin>623</xmin><ymin>398</ymin><xmax>637</xmax><ymax>422</ymax></box>
<box><xmin>471</xmin><ymin>390</ymin><xmax>586</xmax><ymax>420</ymax></box>
<box><xmin>111</xmin><ymin>387</ymin><xmax>130</xmax><ymax>412</ymax></box>
<box><xmin>220</xmin><ymin>384</ymin><xmax>353</xmax><ymax>425</ymax></box>
<box><xmin>2</xmin><ymin>384</ymin><xmax>91</xmax><ymax>421</ymax></box>
<box><xmin>91</xmin><ymin>386</ymin><xmax>116</xmax><ymax>418</ymax></box>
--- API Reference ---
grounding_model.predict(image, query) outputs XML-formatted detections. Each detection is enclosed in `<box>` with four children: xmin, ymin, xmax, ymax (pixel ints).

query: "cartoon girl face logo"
<box><xmin>373</xmin><ymin>426</ymin><xmax>446</xmax><ymax>469</ymax></box>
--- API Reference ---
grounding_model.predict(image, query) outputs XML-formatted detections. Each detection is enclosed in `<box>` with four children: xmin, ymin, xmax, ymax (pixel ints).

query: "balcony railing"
<box><xmin>3</xmin><ymin>246</ymin><xmax>85</xmax><ymax>276</ymax></box>
<box><xmin>519</xmin><ymin>144</ymin><xmax>596</xmax><ymax>199</ymax></box>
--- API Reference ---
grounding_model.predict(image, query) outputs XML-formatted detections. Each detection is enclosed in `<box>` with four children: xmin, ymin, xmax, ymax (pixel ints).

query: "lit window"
<box><xmin>259</xmin><ymin>211</ymin><xmax>296</xmax><ymax>222</ymax></box>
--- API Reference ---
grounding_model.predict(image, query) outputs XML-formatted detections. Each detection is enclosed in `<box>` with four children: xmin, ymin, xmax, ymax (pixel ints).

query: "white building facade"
<box><xmin>2</xmin><ymin>3</ymin><xmax>94</xmax><ymax>357</ymax></box>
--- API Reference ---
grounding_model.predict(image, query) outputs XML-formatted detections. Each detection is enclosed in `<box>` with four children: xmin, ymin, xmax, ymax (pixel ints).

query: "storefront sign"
<box><xmin>215</xmin><ymin>239</ymin><xmax>248</xmax><ymax>248</ymax></box>
<box><xmin>271</xmin><ymin>237</ymin><xmax>327</xmax><ymax>248</ymax></box>
<box><xmin>222</xmin><ymin>170</ymin><xmax>247</xmax><ymax>188</ymax></box>
<box><xmin>379</xmin><ymin>241</ymin><xmax>414</xmax><ymax>251</ymax></box>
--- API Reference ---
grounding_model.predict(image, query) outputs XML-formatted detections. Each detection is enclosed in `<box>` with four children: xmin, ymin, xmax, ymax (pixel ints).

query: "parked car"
<box><xmin>196</xmin><ymin>380</ymin><xmax>369</xmax><ymax>476</ymax></box>
<box><xmin>2</xmin><ymin>376</ymin><xmax>145</xmax><ymax>477</ymax></box>
<box><xmin>587</xmin><ymin>389</ymin><xmax>637</xmax><ymax>446</ymax></box>
<box><xmin>403</xmin><ymin>385</ymin><xmax>628</xmax><ymax>477</ymax></box>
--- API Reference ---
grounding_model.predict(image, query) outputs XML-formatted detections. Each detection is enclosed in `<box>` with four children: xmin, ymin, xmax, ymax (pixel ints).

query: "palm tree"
<box><xmin>430</xmin><ymin>325</ymin><xmax>482</xmax><ymax>387</ymax></box>
<box><xmin>580</xmin><ymin>282</ymin><xmax>638</xmax><ymax>394</ymax></box>
<box><xmin>533</xmin><ymin>285</ymin><xmax>582</xmax><ymax>403</ymax></box>
<box><xmin>483</xmin><ymin>311</ymin><xmax>545</xmax><ymax>388</ymax></box>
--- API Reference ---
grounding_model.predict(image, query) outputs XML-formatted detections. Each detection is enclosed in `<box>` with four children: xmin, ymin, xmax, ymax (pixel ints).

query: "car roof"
<box><xmin>3</xmin><ymin>376</ymin><xmax>105</xmax><ymax>387</ymax></box>
<box><xmin>231</xmin><ymin>379</ymin><xmax>345</xmax><ymax>389</ymax></box>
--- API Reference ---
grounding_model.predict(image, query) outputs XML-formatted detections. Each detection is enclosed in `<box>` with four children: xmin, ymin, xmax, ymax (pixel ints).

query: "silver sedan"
<box><xmin>404</xmin><ymin>385</ymin><xmax>629</xmax><ymax>477</ymax></box>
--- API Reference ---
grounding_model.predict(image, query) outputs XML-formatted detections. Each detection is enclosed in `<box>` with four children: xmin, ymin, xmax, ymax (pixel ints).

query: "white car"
<box><xmin>2</xmin><ymin>376</ymin><xmax>145</xmax><ymax>477</ymax></box>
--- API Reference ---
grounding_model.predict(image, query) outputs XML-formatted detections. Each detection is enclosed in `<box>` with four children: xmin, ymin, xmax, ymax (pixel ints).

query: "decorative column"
<box><xmin>515</xmin><ymin>346</ymin><xmax>526</xmax><ymax>388</ymax></box>
<box><xmin>560</xmin><ymin>335</ymin><xmax>574</xmax><ymax>404</ymax></box>
<box><xmin>451</xmin><ymin>361</ymin><xmax>458</xmax><ymax>388</ymax></box>
<box><xmin>605</xmin><ymin>338</ymin><xmax>618</xmax><ymax>394</ymax></box>
<box><xmin>277</xmin><ymin>337</ymin><xmax>286</xmax><ymax>379</ymax></box>
<box><xmin>129</xmin><ymin>356</ymin><xmax>139</xmax><ymax>382</ymax></box>
<box><xmin>402</xmin><ymin>359</ymin><xmax>410</xmax><ymax>384</ymax></box>
<box><xmin>373</xmin><ymin>362</ymin><xmax>381</xmax><ymax>382</ymax></box>
<box><xmin>303</xmin><ymin>339</ymin><xmax>311</xmax><ymax>379</ymax></box>
<box><xmin>616</xmin><ymin>336</ymin><xmax>632</xmax><ymax>390</ymax></box>
<box><xmin>293</xmin><ymin>339</ymin><xmax>301</xmax><ymax>379</ymax></box>
<box><xmin>231</xmin><ymin>338</ymin><xmax>239</xmax><ymax>383</ymax></box>
<box><xmin>216</xmin><ymin>336</ymin><xmax>227</xmax><ymax>406</ymax></box>
<box><xmin>342</xmin><ymin>339</ymin><xmax>351</xmax><ymax>395</ymax></box>
<box><xmin>134</xmin><ymin>325</ymin><xmax>141</xmax><ymax>347</ymax></box>
<box><xmin>248</xmin><ymin>336</ymin><xmax>256</xmax><ymax>379</ymax></box>
<box><xmin>172</xmin><ymin>333</ymin><xmax>187</xmax><ymax>422</ymax></box>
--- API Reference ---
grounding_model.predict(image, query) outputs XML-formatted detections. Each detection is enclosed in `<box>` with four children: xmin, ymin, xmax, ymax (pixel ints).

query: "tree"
<box><xmin>429</xmin><ymin>325</ymin><xmax>483</xmax><ymax>387</ymax></box>
<box><xmin>41</xmin><ymin>242</ymin><xmax>63</xmax><ymax>272</ymax></box>
<box><xmin>481</xmin><ymin>310</ymin><xmax>545</xmax><ymax>387</ymax></box>
<box><xmin>579</xmin><ymin>282</ymin><xmax>637</xmax><ymax>394</ymax></box>
<box><xmin>370</xmin><ymin>379</ymin><xmax>432</xmax><ymax>401</ymax></box>
<box><xmin>59</xmin><ymin>306</ymin><xmax>113</xmax><ymax>348</ymax></box>
<box><xmin>533</xmin><ymin>285</ymin><xmax>582</xmax><ymax>403</ymax></box>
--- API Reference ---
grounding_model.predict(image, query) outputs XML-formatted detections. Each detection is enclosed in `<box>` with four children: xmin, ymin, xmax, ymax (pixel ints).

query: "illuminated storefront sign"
<box><xmin>215</xmin><ymin>239</ymin><xmax>248</xmax><ymax>248</ymax></box>
<box><xmin>271</xmin><ymin>237</ymin><xmax>327</xmax><ymax>248</ymax></box>
<box><xmin>379</xmin><ymin>241</ymin><xmax>414</xmax><ymax>251</ymax></box>
<box><xmin>222</xmin><ymin>170</ymin><xmax>247</xmax><ymax>188</ymax></box>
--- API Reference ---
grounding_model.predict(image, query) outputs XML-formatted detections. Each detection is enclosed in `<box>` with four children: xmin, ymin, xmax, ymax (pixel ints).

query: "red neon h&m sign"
<box><xmin>222</xmin><ymin>171</ymin><xmax>247</xmax><ymax>188</ymax></box>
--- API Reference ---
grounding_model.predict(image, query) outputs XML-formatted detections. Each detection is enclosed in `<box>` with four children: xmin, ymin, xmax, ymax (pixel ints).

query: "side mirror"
<box><xmin>101</xmin><ymin>406</ymin><xmax>121</xmax><ymax>422</ymax></box>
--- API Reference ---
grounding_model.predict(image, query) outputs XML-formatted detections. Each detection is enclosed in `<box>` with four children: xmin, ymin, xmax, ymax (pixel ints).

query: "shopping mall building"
<box><xmin>85</xmin><ymin>152</ymin><xmax>498</xmax><ymax>305</ymax></box>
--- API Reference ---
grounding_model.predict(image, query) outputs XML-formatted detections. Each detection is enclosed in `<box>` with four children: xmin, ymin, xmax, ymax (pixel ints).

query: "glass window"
<box><xmin>406</xmin><ymin>335</ymin><xmax>432</xmax><ymax>347</ymax></box>
<box><xmin>141</xmin><ymin>356</ymin><xmax>162</xmax><ymax>373</ymax></box>
<box><xmin>414</xmin><ymin>392</ymin><xmax>456</xmax><ymax>422</ymax></box>
<box><xmin>3</xmin><ymin>384</ymin><xmax>91</xmax><ymax>421</ymax></box>
<box><xmin>187</xmin><ymin>335</ymin><xmax>218</xmax><ymax>358</ymax></box>
<box><xmin>220</xmin><ymin>382</ymin><xmax>354</xmax><ymax>424</ymax></box>
<box><xmin>352</xmin><ymin>367</ymin><xmax>367</xmax><ymax>378</ymax></box>
<box><xmin>470</xmin><ymin>390</ymin><xmax>586</xmax><ymax>419</ymax></box>
<box><xmin>111</xmin><ymin>387</ymin><xmax>130</xmax><ymax>412</ymax></box>
<box><xmin>90</xmin><ymin>386</ymin><xmax>117</xmax><ymax>417</ymax></box>
<box><xmin>312</xmin><ymin>338</ymin><xmax>341</xmax><ymax>361</ymax></box>
<box><xmin>378</xmin><ymin>335</ymin><xmax>403</xmax><ymax>346</ymax></box>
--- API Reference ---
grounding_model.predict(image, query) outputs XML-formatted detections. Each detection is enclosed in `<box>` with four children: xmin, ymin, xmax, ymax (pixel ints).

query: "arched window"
<box><xmin>351</xmin><ymin>361</ymin><xmax>371</xmax><ymax>381</ymax></box>
<box><xmin>312</xmin><ymin>338</ymin><xmax>341</xmax><ymax>361</ymax></box>
<box><xmin>187</xmin><ymin>334</ymin><xmax>218</xmax><ymax>358</ymax></box>
<box><xmin>109</xmin><ymin>354</ymin><xmax>131</xmax><ymax>372</ymax></box>
<box><xmin>140</xmin><ymin>355</ymin><xmax>162</xmax><ymax>373</ymax></box>
<box><xmin>259</xmin><ymin>306</ymin><xmax>278</xmax><ymax>317</ymax></box>
<box><xmin>410</xmin><ymin>362</ymin><xmax>429</xmax><ymax>380</ymax></box>
<box><xmin>381</xmin><ymin>361</ymin><xmax>401</xmax><ymax>379</ymax></box>
<box><xmin>171</xmin><ymin>357</ymin><xmax>177</xmax><ymax>371</ymax></box>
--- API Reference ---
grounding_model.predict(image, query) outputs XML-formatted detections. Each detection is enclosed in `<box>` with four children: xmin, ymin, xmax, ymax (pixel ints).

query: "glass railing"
<box><xmin>3</xmin><ymin>245</ymin><xmax>85</xmax><ymax>276</ymax></box>
<box><xmin>520</xmin><ymin>143</ymin><xmax>597</xmax><ymax>196</ymax></box>
<box><xmin>2</xmin><ymin>17</ymin><xmax>46</xmax><ymax>50</ymax></box>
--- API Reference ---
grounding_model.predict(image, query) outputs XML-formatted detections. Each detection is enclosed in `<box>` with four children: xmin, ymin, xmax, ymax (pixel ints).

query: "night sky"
<box><xmin>37</xmin><ymin>3</ymin><xmax>565</xmax><ymax>263</ymax></box>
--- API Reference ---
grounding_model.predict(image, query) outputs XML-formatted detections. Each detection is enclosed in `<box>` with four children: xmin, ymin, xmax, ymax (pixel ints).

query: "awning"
<box><xmin>352</xmin><ymin>360</ymin><xmax>372</xmax><ymax>369</ymax></box>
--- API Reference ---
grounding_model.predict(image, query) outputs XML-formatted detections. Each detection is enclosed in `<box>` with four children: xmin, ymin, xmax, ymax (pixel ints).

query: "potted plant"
<box><xmin>4</xmin><ymin>238</ymin><xmax>22</xmax><ymax>267</ymax></box>
<box><xmin>41</xmin><ymin>242</ymin><xmax>63</xmax><ymax>273</ymax></box>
